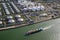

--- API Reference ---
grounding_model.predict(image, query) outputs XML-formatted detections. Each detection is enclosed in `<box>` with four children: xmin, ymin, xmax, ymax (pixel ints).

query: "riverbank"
<box><xmin>0</xmin><ymin>17</ymin><xmax>59</xmax><ymax>31</ymax></box>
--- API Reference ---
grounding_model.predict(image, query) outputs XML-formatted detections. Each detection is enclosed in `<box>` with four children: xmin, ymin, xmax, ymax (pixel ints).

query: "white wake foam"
<box><xmin>43</xmin><ymin>25</ymin><xmax>53</xmax><ymax>30</ymax></box>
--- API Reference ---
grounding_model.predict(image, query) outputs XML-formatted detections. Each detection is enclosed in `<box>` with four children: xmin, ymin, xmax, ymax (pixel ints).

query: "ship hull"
<box><xmin>25</xmin><ymin>29</ymin><xmax>43</xmax><ymax>36</ymax></box>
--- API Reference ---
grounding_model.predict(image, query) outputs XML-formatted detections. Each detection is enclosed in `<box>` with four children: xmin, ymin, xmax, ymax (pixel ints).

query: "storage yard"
<box><xmin>0</xmin><ymin>0</ymin><xmax>60</xmax><ymax>30</ymax></box>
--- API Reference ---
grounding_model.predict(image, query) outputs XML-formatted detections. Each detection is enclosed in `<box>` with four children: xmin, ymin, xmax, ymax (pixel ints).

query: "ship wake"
<box><xmin>43</xmin><ymin>25</ymin><xmax>53</xmax><ymax>30</ymax></box>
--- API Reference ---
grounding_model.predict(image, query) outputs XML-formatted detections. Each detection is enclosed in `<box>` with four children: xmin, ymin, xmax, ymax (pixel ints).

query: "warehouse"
<box><xmin>10</xmin><ymin>2</ymin><xmax>20</xmax><ymax>13</ymax></box>
<box><xmin>5</xmin><ymin>9</ymin><xmax>10</xmax><ymax>15</ymax></box>
<box><xmin>7</xmin><ymin>3</ymin><xmax>15</xmax><ymax>14</ymax></box>
<box><xmin>2</xmin><ymin>3</ymin><xmax>10</xmax><ymax>15</ymax></box>
<box><xmin>2</xmin><ymin>3</ymin><xmax>7</xmax><ymax>9</ymax></box>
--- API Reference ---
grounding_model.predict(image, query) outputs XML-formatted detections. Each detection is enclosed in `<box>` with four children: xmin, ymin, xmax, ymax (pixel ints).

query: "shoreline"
<box><xmin>0</xmin><ymin>17</ymin><xmax>59</xmax><ymax>31</ymax></box>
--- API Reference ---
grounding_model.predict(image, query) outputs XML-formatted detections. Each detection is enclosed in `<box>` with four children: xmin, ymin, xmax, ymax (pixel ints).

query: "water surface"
<box><xmin>0</xmin><ymin>18</ymin><xmax>60</xmax><ymax>40</ymax></box>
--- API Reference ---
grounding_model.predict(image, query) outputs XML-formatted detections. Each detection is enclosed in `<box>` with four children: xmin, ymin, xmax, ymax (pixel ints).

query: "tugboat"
<box><xmin>25</xmin><ymin>28</ymin><xmax>43</xmax><ymax>36</ymax></box>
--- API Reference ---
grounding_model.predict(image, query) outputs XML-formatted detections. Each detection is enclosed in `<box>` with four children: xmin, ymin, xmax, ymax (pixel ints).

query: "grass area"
<box><xmin>29</xmin><ymin>16</ymin><xmax>36</xmax><ymax>20</ymax></box>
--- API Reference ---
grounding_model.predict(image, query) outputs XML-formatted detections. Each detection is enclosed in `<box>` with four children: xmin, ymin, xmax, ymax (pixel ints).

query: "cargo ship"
<box><xmin>25</xmin><ymin>26</ymin><xmax>52</xmax><ymax>36</ymax></box>
<box><xmin>25</xmin><ymin>28</ymin><xmax>44</xmax><ymax>36</ymax></box>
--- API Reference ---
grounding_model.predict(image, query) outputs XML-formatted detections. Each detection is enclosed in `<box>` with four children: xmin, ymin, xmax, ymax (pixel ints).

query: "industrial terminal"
<box><xmin>0</xmin><ymin>0</ymin><xmax>60</xmax><ymax>30</ymax></box>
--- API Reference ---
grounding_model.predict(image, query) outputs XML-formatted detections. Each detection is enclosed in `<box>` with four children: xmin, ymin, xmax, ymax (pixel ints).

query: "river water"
<box><xmin>0</xmin><ymin>18</ymin><xmax>60</xmax><ymax>40</ymax></box>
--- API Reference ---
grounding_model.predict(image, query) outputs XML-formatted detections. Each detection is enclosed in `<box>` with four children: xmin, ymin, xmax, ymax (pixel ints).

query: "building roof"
<box><xmin>11</xmin><ymin>2</ymin><xmax>20</xmax><ymax>13</ymax></box>
<box><xmin>5</xmin><ymin>9</ymin><xmax>10</xmax><ymax>15</ymax></box>
<box><xmin>2</xmin><ymin>3</ymin><xmax>7</xmax><ymax>9</ymax></box>
<box><xmin>7</xmin><ymin>3</ymin><xmax>15</xmax><ymax>13</ymax></box>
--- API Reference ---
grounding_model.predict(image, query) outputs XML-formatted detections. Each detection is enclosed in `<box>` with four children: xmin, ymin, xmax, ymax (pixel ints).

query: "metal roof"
<box><xmin>7</xmin><ymin>3</ymin><xmax>15</xmax><ymax>13</ymax></box>
<box><xmin>10</xmin><ymin>2</ymin><xmax>20</xmax><ymax>13</ymax></box>
<box><xmin>2</xmin><ymin>3</ymin><xmax>10</xmax><ymax>15</ymax></box>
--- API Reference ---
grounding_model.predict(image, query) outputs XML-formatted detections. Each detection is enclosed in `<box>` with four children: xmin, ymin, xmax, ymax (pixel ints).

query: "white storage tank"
<box><xmin>0</xmin><ymin>21</ymin><xmax>2</xmax><ymax>24</ymax></box>
<box><xmin>36</xmin><ymin>6</ymin><xmax>41</xmax><ymax>11</ymax></box>
<box><xmin>15</xmin><ymin>15</ymin><xmax>21</xmax><ymax>18</ymax></box>
<box><xmin>7</xmin><ymin>16</ymin><xmax>13</xmax><ymax>19</ymax></box>
<box><xmin>17</xmin><ymin>18</ymin><xmax>24</xmax><ymax>22</ymax></box>
<box><xmin>40</xmin><ymin>5</ymin><xmax>45</xmax><ymax>11</ymax></box>
<box><xmin>8</xmin><ymin>19</ymin><xmax>15</xmax><ymax>23</ymax></box>
<box><xmin>32</xmin><ymin>6</ymin><xmax>37</xmax><ymax>11</ymax></box>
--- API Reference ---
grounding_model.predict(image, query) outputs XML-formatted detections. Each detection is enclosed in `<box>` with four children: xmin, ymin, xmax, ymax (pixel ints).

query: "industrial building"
<box><xmin>7</xmin><ymin>3</ymin><xmax>15</xmax><ymax>14</ymax></box>
<box><xmin>10</xmin><ymin>2</ymin><xmax>20</xmax><ymax>13</ymax></box>
<box><xmin>2</xmin><ymin>3</ymin><xmax>10</xmax><ymax>15</ymax></box>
